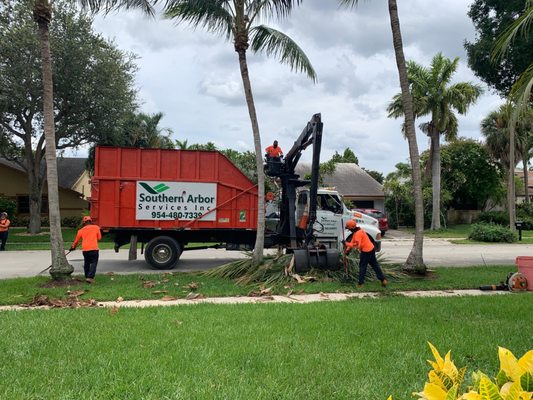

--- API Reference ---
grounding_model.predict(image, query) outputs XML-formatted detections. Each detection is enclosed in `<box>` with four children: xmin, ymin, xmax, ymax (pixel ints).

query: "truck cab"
<box><xmin>295</xmin><ymin>188</ymin><xmax>382</xmax><ymax>251</ymax></box>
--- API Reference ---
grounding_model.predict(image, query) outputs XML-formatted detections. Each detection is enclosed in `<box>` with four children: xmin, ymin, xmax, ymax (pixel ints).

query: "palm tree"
<box><xmin>516</xmin><ymin>110</ymin><xmax>533</xmax><ymax>203</ymax></box>
<box><xmin>481</xmin><ymin>103</ymin><xmax>520</xmax><ymax>228</ymax></box>
<box><xmin>32</xmin><ymin>0</ymin><xmax>155</xmax><ymax>279</ymax></box>
<box><xmin>164</xmin><ymin>0</ymin><xmax>316</xmax><ymax>266</ymax></box>
<box><xmin>339</xmin><ymin>0</ymin><xmax>425</xmax><ymax>272</ymax></box>
<box><xmin>388</xmin><ymin>54</ymin><xmax>482</xmax><ymax>230</ymax></box>
<box><xmin>126</xmin><ymin>112</ymin><xmax>174</xmax><ymax>149</ymax></box>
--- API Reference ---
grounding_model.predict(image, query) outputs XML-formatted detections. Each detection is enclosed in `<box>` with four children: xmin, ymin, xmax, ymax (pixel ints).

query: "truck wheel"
<box><xmin>145</xmin><ymin>236</ymin><xmax>182</xmax><ymax>270</ymax></box>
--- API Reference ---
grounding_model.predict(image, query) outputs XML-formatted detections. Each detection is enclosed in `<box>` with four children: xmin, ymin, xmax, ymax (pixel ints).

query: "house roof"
<box><xmin>295</xmin><ymin>162</ymin><xmax>384</xmax><ymax>198</ymax></box>
<box><xmin>0</xmin><ymin>157</ymin><xmax>87</xmax><ymax>190</ymax></box>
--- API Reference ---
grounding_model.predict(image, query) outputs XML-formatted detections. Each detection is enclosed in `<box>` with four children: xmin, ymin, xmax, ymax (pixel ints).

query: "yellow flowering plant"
<box><xmin>387</xmin><ymin>343</ymin><xmax>532</xmax><ymax>400</ymax></box>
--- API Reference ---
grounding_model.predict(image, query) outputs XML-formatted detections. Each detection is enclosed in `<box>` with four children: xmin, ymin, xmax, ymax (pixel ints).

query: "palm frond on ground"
<box><xmin>203</xmin><ymin>252</ymin><xmax>405</xmax><ymax>286</ymax></box>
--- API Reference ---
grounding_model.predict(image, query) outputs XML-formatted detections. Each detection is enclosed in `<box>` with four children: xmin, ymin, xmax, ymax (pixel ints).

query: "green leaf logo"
<box><xmin>140</xmin><ymin>182</ymin><xmax>170</xmax><ymax>194</ymax></box>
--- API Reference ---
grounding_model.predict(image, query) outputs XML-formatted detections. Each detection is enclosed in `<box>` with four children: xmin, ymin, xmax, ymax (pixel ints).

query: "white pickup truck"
<box><xmin>295</xmin><ymin>187</ymin><xmax>382</xmax><ymax>251</ymax></box>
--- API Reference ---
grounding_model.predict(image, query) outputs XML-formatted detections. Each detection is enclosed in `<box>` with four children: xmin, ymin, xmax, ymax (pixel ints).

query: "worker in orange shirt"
<box><xmin>265</xmin><ymin>140</ymin><xmax>283</xmax><ymax>159</ymax></box>
<box><xmin>70</xmin><ymin>216</ymin><xmax>102</xmax><ymax>283</ymax></box>
<box><xmin>0</xmin><ymin>212</ymin><xmax>10</xmax><ymax>251</ymax></box>
<box><xmin>344</xmin><ymin>219</ymin><xmax>388</xmax><ymax>288</ymax></box>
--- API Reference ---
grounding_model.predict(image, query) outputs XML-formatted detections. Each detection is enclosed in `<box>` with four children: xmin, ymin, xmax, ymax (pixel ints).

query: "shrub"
<box><xmin>387</xmin><ymin>343</ymin><xmax>533</xmax><ymax>400</ymax></box>
<box><xmin>469</xmin><ymin>223</ymin><xmax>516</xmax><ymax>243</ymax></box>
<box><xmin>10</xmin><ymin>216</ymin><xmax>49</xmax><ymax>228</ymax></box>
<box><xmin>0</xmin><ymin>197</ymin><xmax>16</xmax><ymax>218</ymax></box>
<box><xmin>477</xmin><ymin>211</ymin><xmax>509</xmax><ymax>225</ymax></box>
<box><xmin>61</xmin><ymin>216</ymin><xmax>82</xmax><ymax>228</ymax></box>
<box><xmin>517</xmin><ymin>202</ymin><xmax>533</xmax><ymax>217</ymax></box>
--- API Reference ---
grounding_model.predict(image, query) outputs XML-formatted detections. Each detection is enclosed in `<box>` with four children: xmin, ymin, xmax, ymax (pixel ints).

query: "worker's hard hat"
<box><xmin>82</xmin><ymin>216</ymin><xmax>92</xmax><ymax>223</ymax></box>
<box><xmin>345</xmin><ymin>219</ymin><xmax>357</xmax><ymax>230</ymax></box>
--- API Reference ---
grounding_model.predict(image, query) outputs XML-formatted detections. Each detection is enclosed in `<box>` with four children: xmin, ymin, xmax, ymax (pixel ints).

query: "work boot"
<box><xmin>356</xmin><ymin>284</ymin><xmax>364</xmax><ymax>289</ymax></box>
<box><xmin>381</xmin><ymin>279</ymin><xmax>389</xmax><ymax>287</ymax></box>
<box><xmin>85</xmin><ymin>278</ymin><xmax>95</xmax><ymax>284</ymax></box>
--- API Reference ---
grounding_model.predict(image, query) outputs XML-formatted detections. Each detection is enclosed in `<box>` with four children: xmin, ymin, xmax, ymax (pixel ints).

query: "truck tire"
<box><xmin>145</xmin><ymin>236</ymin><xmax>182</xmax><ymax>270</ymax></box>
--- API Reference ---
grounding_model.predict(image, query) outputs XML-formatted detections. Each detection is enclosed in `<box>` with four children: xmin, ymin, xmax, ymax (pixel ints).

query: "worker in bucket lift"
<box><xmin>70</xmin><ymin>216</ymin><xmax>102</xmax><ymax>284</ymax></box>
<box><xmin>344</xmin><ymin>219</ymin><xmax>388</xmax><ymax>288</ymax></box>
<box><xmin>265</xmin><ymin>140</ymin><xmax>283</xmax><ymax>160</ymax></box>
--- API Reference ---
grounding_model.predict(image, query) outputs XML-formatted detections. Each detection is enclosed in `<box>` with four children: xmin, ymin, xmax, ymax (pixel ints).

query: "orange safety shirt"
<box><xmin>72</xmin><ymin>224</ymin><xmax>102</xmax><ymax>251</ymax></box>
<box><xmin>0</xmin><ymin>219</ymin><xmax>10</xmax><ymax>232</ymax></box>
<box><xmin>346</xmin><ymin>228</ymin><xmax>374</xmax><ymax>253</ymax></box>
<box><xmin>265</xmin><ymin>145</ymin><xmax>283</xmax><ymax>157</ymax></box>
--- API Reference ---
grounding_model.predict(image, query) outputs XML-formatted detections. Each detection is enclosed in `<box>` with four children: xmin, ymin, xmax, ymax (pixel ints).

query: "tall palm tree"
<box><xmin>32</xmin><ymin>0</ymin><xmax>155</xmax><ymax>279</ymax></box>
<box><xmin>481</xmin><ymin>103</ymin><xmax>520</xmax><ymax>228</ymax></box>
<box><xmin>340</xmin><ymin>0</ymin><xmax>426</xmax><ymax>272</ymax></box>
<box><xmin>164</xmin><ymin>0</ymin><xmax>316</xmax><ymax>266</ymax></box>
<box><xmin>388</xmin><ymin>54</ymin><xmax>482</xmax><ymax>230</ymax></box>
<box><xmin>516</xmin><ymin>110</ymin><xmax>533</xmax><ymax>203</ymax></box>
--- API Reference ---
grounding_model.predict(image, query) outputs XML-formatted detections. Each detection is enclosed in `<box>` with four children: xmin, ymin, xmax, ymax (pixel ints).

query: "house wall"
<box><xmin>0</xmin><ymin>164</ymin><xmax>88</xmax><ymax>217</ymax></box>
<box><xmin>71</xmin><ymin>170</ymin><xmax>91</xmax><ymax>200</ymax></box>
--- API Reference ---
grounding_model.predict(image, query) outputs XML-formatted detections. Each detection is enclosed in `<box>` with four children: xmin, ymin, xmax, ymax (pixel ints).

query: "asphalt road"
<box><xmin>0</xmin><ymin>237</ymin><xmax>531</xmax><ymax>279</ymax></box>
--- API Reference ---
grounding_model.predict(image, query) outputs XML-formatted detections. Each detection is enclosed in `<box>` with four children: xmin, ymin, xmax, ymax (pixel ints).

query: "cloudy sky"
<box><xmin>89</xmin><ymin>0</ymin><xmax>504</xmax><ymax>175</ymax></box>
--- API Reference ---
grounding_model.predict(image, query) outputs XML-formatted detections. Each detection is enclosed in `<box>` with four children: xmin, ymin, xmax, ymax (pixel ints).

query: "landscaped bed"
<box><xmin>1</xmin><ymin>295</ymin><xmax>531</xmax><ymax>399</ymax></box>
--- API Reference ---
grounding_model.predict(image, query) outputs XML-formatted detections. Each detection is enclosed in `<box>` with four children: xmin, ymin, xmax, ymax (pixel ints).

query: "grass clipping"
<box><xmin>203</xmin><ymin>251</ymin><xmax>404</xmax><ymax>286</ymax></box>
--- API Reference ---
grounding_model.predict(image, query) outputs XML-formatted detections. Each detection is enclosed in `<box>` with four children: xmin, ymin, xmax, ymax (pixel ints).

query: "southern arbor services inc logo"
<box><xmin>139</xmin><ymin>182</ymin><xmax>170</xmax><ymax>194</ymax></box>
<box><xmin>136</xmin><ymin>181</ymin><xmax>217</xmax><ymax>221</ymax></box>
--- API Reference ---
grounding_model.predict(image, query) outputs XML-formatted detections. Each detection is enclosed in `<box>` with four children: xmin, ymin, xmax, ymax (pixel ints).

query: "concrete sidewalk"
<box><xmin>0</xmin><ymin>289</ymin><xmax>515</xmax><ymax>312</ymax></box>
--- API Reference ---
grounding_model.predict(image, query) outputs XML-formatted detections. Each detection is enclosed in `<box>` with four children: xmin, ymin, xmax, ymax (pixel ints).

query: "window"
<box><xmin>16</xmin><ymin>196</ymin><xmax>49</xmax><ymax>214</ymax></box>
<box><xmin>317</xmin><ymin>194</ymin><xmax>342</xmax><ymax>214</ymax></box>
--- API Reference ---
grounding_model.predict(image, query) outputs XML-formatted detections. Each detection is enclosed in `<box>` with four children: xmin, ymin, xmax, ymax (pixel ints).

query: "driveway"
<box><xmin>0</xmin><ymin>239</ymin><xmax>530</xmax><ymax>279</ymax></box>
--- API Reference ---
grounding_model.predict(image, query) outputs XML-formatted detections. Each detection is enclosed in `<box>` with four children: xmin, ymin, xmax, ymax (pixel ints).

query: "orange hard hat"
<box><xmin>345</xmin><ymin>219</ymin><xmax>357</xmax><ymax>230</ymax></box>
<box><xmin>82</xmin><ymin>216</ymin><xmax>92</xmax><ymax>223</ymax></box>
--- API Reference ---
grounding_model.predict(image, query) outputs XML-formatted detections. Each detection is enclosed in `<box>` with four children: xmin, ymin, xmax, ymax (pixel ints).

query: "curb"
<box><xmin>0</xmin><ymin>289</ymin><xmax>513</xmax><ymax>312</ymax></box>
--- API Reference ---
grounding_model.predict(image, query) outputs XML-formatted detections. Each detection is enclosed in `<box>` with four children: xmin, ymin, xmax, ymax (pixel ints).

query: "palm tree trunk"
<box><xmin>34</xmin><ymin>0</ymin><xmax>73</xmax><ymax>279</ymax></box>
<box><xmin>430</xmin><ymin>128</ymin><xmax>441</xmax><ymax>230</ymax></box>
<box><xmin>388</xmin><ymin>0</ymin><xmax>425</xmax><ymax>273</ymax></box>
<box><xmin>508</xmin><ymin>122</ymin><xmax>516</xmax><ymax>231</ymax></box>
<box><xmin>523</xmin><ymin>152</ymin><xmax>530</xmax><ymax>203</ymax></box>
<box><xmin>237</xmin><ymin>49</ymin><xmax>265</xmax><ymax>266</ymax></box>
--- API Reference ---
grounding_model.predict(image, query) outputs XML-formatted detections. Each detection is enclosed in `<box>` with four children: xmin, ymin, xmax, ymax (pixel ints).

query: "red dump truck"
<box><xmin>91</xmin><ymin>114</ymin><xmax>342</xmax><ymax>272</ymax></box>
<box><xmin>90</xmin><ymin>146</ymin><xmax>260</xmax><ymax>269</ymax></box>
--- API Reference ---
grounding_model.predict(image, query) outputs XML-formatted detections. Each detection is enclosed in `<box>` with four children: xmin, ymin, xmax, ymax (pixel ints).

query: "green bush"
<box><xmin>468</xmin><ymin>223</ymin><xmax>516</xmax><ymax>243</ymax></box>
<box><xmin>0</xmin><ymin>197</ymin><xmax>16</xmax><ymax>218</ymax></box>
<box><xmin>61</xmin><ymin>216</ymin><xmax>82</xmax><ymax>228</ymax></box>
<box><xmin>517</xmin><ymin>202</ymin><xmax>533</xmax><ymax>216</ymax></box>
<box><xmin>10</xmin><ymin>216</ymin><xmax>49</xmax><ymax>228</ymax></box>
<box><xmin>477</xmin><ymin>211</ymin><xmax>509</xmax><ymax>225</ymax></box>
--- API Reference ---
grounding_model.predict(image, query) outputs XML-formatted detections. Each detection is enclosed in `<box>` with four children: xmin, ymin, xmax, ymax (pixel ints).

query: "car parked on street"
<box><xmin>354</xmin><ymin>209</ymin><xmax>389</xmax><ymax>236</ymax></box>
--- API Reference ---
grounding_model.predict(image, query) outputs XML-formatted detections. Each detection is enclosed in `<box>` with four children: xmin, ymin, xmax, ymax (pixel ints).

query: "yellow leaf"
<box><xmin>499</xmin><ymin>347</ymin><xmax>524</xmax><ymax>382</ymax></box>
<box><xmin>500</xmin><ymin>382</ymin><xmax>513</xmax><ymax>398</ymax></box>
<box><xmin>479</xmin><ymin>376</ymin><xmax>503</xmax><ymax>400</ymax></box>
<box><xmin>442</xmin><ymin>351</ymin><xmax>459</xmax><ymax>380</ymax></box>
<box><xmin>429</xmin><ymin>342</ymin><xmax>446</xmax><ymax>370</ymax></box>
<box><xmin>459</xmin><ymin>391</ymin><xmax>482</xmax><ymax>400</ymax></box>
<box><xmin>518</xmin><ymin>351</ymin><xmax>533</xmax><ymax>374</ymax></box>
<box><xmin>387</xmin><ymin>396</ymin><xmax>393</xmax><ymax>400</ymax></box>
<box><xmin>414</xmin><ymin>382</ymin><xmax>448</xmax><ymax>400</ymax></box>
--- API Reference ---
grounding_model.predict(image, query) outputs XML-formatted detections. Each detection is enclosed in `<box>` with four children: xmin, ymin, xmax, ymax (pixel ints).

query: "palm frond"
<box><xmin>509</xmin><ymin>64</ymin><xmax>533</xmax><ymax>116</ymax></box>
<box><xmin>248</xmin><ymin>0</ymin><xmax>302</xmax><ymax>22</ymax></box>
<box><xmin>250</xmin><ymin>25</ymin><xmax>316</xmax><ymax>82</ymax></box>
<box><xmin>492</xmin><ymin>1</ymin><xmax>533</xmax><ymax>61</ymax></box>
<box><xmin>78</xmin><ymin>0</ymin><xmax>157</xmax><ymax>15</ymax></box>
<box><xmin>445</xmin><ymin>82</ymin><xmax>483</xmax><ymax>114</ymax></box>
<box><xmin>164</xmin><ymin>0</ymin><xmax>233</xmax><ymax>40</ymax></box>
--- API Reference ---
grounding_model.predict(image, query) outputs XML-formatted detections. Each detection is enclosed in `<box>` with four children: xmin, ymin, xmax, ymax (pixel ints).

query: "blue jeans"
<box><xmin>359</xmin><ymin>250</ymin><xmax>385</xmax><ymax>284</ymax></box>
<box><xmin>82</xmin><ymin>250</ymin><xmax>99</xmax><ymax>278</ymax></box>
<box><xmin>0</xmin><ymin>231</ymin><xmax>8</xmax><ymax>251</ymax></box>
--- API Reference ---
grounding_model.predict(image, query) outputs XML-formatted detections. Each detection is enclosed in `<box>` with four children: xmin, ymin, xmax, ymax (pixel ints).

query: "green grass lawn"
<box><xmin>7</xmin><ymin>228</ymin><xmax>210</xmax><ymax>250</ymax></box>
<box><xmin>0</xmin><ymin>265</ymin><xmax>519</xmax><ymax>306</ymax></box>
<box><xmin>404</xmin><ymin>224</ymin><xmax>533</xmax><ymax>243</ymax></box>
<box><xmin>1</xmin><ymin>294</ymin><xmax>531</xmax><ymax>399</ymax></box>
